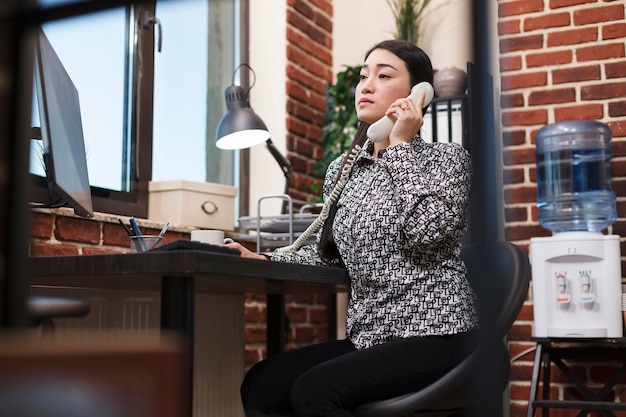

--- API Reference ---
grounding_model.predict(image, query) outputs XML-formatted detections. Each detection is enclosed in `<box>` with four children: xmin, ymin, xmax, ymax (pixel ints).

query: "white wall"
<box><xmin>420</xmin><ymin>0</ymin><xmax>473</xmax><ymax>71</ymax></box>
<box><xmin>248</xmin><ymin>0</ymin><xmax>287</xmax><ymax>216</ymax></box>
<box><xmin>332</xmin><ymin>1</ymin><xmax>395</xmax><ymax>74</ymax></box>
<box><xmin>333</xmin><ymin>0</ymin><xmax>472</xmax><ymax>75</ymax></box>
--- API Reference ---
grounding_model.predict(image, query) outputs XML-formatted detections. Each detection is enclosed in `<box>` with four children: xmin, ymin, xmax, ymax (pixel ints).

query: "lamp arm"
<box><xmin>265</xmin><ymin>138</ymin><xmax>292</xmax><ymax>194</ymax></box>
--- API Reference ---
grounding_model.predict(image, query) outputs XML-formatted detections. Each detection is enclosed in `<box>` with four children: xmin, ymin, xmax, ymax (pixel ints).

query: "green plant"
<box><xmin>387</xmin><ymin>0</ymin><xmax>432</xmax><ymax>44</ymax></box>
<box><xmin>310</xmin><ymin>65</ymin><xmax>361</xmax><ymax>201</ymax></box>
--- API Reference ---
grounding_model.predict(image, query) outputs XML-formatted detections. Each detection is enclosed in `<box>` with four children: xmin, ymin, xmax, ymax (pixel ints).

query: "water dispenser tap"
<box><xmin>555</xmin><ymin>272</ymin><xmax>571</xmax><ymax>304</ymax></box>
<box><xmin>579</xmin><ymin>270</ymin><xmax>594</xmax><ymax>304</ymax></box>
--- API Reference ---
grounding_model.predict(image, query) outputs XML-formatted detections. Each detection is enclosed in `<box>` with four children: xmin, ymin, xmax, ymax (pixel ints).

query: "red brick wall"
<box><xmin>498</xmin><ymin>0</ymin><xmax>626</xmax><ymax>415</ymax></box>
<box><xmin>29</xmin><ymin>209</ymin><xmax>186</xmax><ymax>257</ymax></box>
<box><xmin>284</xmin><ymin>0</ymin><xmax>333</xmax><ymax>203</ymax></box>
<box><xmin>243</xmin><ymin>0</ymin><xmax>334</xmax><ymax>367</ymax></box>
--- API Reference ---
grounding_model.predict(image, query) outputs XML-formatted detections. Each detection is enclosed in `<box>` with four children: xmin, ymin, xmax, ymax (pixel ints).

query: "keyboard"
<box><xmin>150</xmin><ymin>239</ymin><xmax>241</xmax><ymax>256</ymax></box>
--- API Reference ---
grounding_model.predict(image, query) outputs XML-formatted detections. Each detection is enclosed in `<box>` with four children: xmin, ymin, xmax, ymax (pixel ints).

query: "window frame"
<box><xmin>28</xmin><ymin>0</ymin><xmax>155</xmax><ymax>217</ymax></box>
<box><xmin>237</xmin><ymin>0</ymin><xmax>251</xmax><ymax>217</ymax></box>
<box><xmin>29</xmin><ymin>0</ymin><xmax>249</xmax><ymax>219</ymax></box>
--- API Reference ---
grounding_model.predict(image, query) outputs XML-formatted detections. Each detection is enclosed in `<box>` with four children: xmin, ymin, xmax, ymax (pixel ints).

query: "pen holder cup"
<box><xmin>130</xmin><ymin>235</ymin><xmax>163</xmax><ymax>253</ymax></box>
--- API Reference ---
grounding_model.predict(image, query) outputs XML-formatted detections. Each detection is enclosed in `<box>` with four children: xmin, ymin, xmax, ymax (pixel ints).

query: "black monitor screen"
<box><xmin>33</xmin><ymin>28</ymin><xmax>93</xmax><ymax>217</ymax></box>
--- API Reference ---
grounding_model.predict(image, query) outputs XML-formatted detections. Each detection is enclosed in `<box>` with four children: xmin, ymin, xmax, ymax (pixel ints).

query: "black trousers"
<box><xmin>240</xmin><ymin>332</ymin><xmax>476</xmax><ymax>417</ymax></box>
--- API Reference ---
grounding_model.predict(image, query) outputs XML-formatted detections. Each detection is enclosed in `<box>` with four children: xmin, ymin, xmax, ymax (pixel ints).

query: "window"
<box><xmin>152</xmin><ymin>0</ymin><xmax>237</xmax><ymax>186</ymax></box>
<box><xmin>32</xmin><ymin>3</ymin><xmax>128</xmax><ymax>191</ymax></box>
<box><xmin>30</xmin><ymin>0</ymin><xmax>243</xmax><ymax>217</ymax></box>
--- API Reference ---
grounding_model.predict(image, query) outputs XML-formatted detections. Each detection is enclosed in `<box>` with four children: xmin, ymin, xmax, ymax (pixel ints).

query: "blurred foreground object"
<box><xmin>0</xmin><ymin>331</ymin><xmax>185</xmax><ymax>417</ymax></box>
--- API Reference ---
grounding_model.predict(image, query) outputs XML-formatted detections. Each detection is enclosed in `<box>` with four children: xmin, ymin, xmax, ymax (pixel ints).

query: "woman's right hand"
<box><xmin>224</xmin><ymin>241</ymin><xmax>269</xmax><ymax>260</ymax></box>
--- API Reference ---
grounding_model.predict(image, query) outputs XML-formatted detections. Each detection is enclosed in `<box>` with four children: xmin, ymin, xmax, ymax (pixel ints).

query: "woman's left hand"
<box><xmin>223</xmin><ymin>241</ymin><xmax>269</xmax><ymax>260</ymax></box>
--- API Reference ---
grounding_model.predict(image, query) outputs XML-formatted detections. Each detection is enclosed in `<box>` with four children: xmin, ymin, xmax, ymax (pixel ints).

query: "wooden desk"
<box><xmin>528</xmin><ymin>337</ymin><xmax>626</xmax><ymax>417</ymax></box>
<box><xmin>29</xmin><ymin>251</ymin><xmax>350</xmax><ymax>417</ymax></box>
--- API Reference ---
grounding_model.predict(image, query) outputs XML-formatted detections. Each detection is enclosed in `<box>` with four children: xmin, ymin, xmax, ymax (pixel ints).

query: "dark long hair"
<box><xmin>317</xmin><ymin>40</ymin><xmax>434</xmax><ymax>261</ymax></box>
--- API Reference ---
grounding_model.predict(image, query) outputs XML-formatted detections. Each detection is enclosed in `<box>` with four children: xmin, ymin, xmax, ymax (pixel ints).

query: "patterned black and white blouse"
<box><xmin>267</xmin><ymin>136</ymin><xmax>480</xmax><ymax>350</ymax></box>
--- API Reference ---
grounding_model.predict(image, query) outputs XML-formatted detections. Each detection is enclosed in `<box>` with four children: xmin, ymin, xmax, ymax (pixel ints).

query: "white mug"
<box><xmin>190</xmin><ymin>229</ymin><xmax>225</xmax><ymax>245</ymax></box>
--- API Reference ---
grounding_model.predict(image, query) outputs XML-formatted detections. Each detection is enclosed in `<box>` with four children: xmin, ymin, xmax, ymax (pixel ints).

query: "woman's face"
<box><xmin>355</xmin><ymin>48</ymin><xmax>412</xmax><ymax>124</ymax></box>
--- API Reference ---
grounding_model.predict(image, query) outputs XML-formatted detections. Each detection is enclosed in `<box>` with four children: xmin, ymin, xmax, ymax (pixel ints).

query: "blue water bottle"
<box><xmin>535</xmin><ymin>120</ymin><xmax>616</xmax><ymax>233</ymax></box>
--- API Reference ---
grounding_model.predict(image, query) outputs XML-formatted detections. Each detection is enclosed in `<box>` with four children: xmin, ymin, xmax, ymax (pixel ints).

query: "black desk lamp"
<box><xmin>216</xmin><ymin>64</ymin><xmax>292</xmax><ymax>196</ymax></box>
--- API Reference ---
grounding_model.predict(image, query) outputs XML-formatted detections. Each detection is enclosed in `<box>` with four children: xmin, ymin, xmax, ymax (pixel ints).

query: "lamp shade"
<box><xmin>215</xmin><ymin>84</ymin><xmax>270</xmax><ymax>150</ymax></box>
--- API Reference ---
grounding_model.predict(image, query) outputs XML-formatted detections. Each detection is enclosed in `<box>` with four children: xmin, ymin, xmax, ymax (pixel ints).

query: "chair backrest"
<box><xmin>461</xmin><ymin>241</ymin><xmax>531</xmax><ymax>343</ymax></box>
<box><xmin>354</xmin><ymin>240</ymin><xmax>531</xmax><ymax>417</ymax></box>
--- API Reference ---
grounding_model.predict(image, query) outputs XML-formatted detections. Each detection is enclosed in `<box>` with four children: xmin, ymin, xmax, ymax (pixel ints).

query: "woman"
<box><xmin>227</xmin><ymin>39</ymin><xmax>479</xmax><ymax>417</ymax></box>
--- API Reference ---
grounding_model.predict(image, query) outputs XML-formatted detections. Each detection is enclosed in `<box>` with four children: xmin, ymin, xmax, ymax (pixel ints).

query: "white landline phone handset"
<box><xmin>366</xmin><ymin>82</ymin><xmax>435</xmax><ymax>143</ymax></box>
<box><xmin>275</xmin><ymin>82</ymin><xmax>435</xmax><ymax>253</ymax></box>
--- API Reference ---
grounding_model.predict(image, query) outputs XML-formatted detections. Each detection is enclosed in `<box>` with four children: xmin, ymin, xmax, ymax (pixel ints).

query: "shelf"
<box><xmin>239</xmin><ymin>213</ymin><xmax>317</xmax><ymax>234</ymax></box>
<box><xmin>238</xmin><ymin>195</ymin><xmax>321</xmax><ymax>251</ymax></box>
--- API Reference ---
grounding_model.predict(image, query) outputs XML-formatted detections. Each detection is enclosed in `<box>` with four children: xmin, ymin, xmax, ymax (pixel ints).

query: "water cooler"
<box><xmin>530</xmin><ymin>120</ymin><xmax>623</xmax><ymax>338</ymax></box>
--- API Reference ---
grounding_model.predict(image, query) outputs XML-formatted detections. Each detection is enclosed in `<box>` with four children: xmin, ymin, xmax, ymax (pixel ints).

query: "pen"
<box><xmin>118</xmin><ymin>218</ymin><xmax>133</xmax><ymax>236</ymax></box>
<box><xmin>158</xmin><ymin>221</ymin><xmax>171</xmax><ymax>237</ymax></box>
<box><xmin>129</xmin><ymin>217</ymin><xmax>148</xmax><ymax>251</ymax></box>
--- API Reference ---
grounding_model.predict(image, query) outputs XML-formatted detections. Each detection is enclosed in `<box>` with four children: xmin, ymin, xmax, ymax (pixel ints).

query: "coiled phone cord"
<box><xmin>274</xmin><ymin>138</ymin><xmax>370</xmax><ymax>253</ymax></box>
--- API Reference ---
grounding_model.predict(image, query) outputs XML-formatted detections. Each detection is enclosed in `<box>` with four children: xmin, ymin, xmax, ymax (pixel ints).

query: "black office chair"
<box><xmin>354</xmin><ymin>241</ymin><xmax>531</xmax><ymax>417</ymax></box>
<box><xmin>27</xmin><ymin>295</ymin><xmax>91</xmax><ymax>332</ymax></box>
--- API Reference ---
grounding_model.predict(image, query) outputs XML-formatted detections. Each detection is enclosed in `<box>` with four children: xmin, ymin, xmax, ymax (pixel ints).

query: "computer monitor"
<box><xmin>33</xmin><ymin>27</ymin><xmax>94</xmax><ymax>218</ymax></box>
